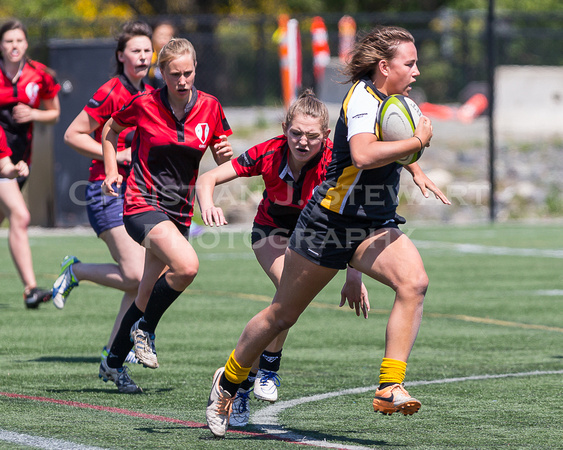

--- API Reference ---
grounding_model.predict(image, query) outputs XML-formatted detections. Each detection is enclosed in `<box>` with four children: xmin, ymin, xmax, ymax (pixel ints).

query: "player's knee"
<box><xmin>415</xmin><ymin>271</ymin><xmax>429</xmax><ymax>296</ymax></box>
<box><xmin>396</xmin><ymin>271</ymin><xmax>428</xmax><ymax>302</ymax></box>
<box><xmin>406</xmin><ymin>272</ymin><xmax>429</xmax><ymax>300</ymax></box>
<box><xmin>171</xmin><ymin>262</ymin><xmax>199</xmax><ymax>287</ymax></box>
<box><xmin>121</xmin><ymin>268</ymin><xmax>142</xmax><ymax>292</ymax></box>
<box><xmin>272</xmin><ymin>312</ymin><xmax>299</xmax><ymax>332</ymax></box>
<box><xmin>10</xmin><ymin>208</ymin><xmax>31</xmax><ymax>230</ymax></box>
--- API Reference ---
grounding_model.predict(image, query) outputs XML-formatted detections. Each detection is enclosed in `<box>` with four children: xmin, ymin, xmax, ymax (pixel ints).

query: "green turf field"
<box><xmin>1</xmin><ymin>223</ymin><xmax>562</xmax><ymax>449</ymax></box>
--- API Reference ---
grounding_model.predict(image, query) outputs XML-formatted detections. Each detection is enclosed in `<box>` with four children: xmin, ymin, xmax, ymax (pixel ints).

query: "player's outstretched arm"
<box><xmin>340</xmin><ymin>267</ymin><xmax>370</xmax><ymax>319</ymax></box>
<box><xmin>211</xmin><ymin>135</ymin><xmax>233</xmax><ymax>166</ymax></box>
<box><xmin>405</xmin><ymin>162</ymin><xmax>451</xmax><ymax>205</ymax></box>
<box><xmin>196</xmin><ymin>161</ymin><xmax>239</xmax><ymax>227</ymax></box>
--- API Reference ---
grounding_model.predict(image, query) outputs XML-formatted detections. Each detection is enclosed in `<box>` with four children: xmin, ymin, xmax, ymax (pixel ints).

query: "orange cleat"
<box><xmin>373</xmin><ymin>383</ymin><xmax>421</xmax><ymax>416</ymax></box>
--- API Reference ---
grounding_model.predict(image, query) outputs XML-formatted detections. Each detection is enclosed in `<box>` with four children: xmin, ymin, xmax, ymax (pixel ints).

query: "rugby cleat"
<box><xmin>206</xmin><ymin>367</ymin><xmax>234</xmax><ymax>437</ymax></box>
<box><xmin>229</xmin><ymin>388</ymin><xmax>252</xmax><ymax>427</ymax></box>
<box><xmin>253</xmin><ymin>369</ymin><xmax>280</xmax><ymax>402</ymax></box>
<box><xmin>101</xmin><ymin>346</ymin><xmax>139</xmax><ymax>365</ymax></box>
<box><xmin>99</xmin><ymin>358</ymin><xmax>142</xmax><ymax>394</ymax></box>
<box><xmin>130</xmin><ymin>319</ymin><xmax>158</xmax><ymax>369</ymax></box>
<box><xmin>52</xmin><ymin>255</ymin><xmax>80</xmax><ymax>309</ymax></box>
<box><xmin>24</xmin><ymin>287</ymin><xmax>52</xmax><ymax>309</ymax></box>
<box><xmin>372</xmin><ymin>383</ymin><xmax>421</xmax><ymax>416</ymax></box>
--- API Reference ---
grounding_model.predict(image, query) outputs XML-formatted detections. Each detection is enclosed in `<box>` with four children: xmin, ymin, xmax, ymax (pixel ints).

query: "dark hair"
<box><xmin>0</xmin><ymin>19</ymin><xmax>57</xmax><ymax>77</ymax></box>
<box><xmin>342</xmin><ymin>26</ymin><xmax>415</xmax><ymax>84</ymax></box>
<box><xmin>0</xmin><ymin>19</ymin><xmax>27</xmax><ymax>42</ymax></box>
<box><xmin>115</xmin><ymin>21</ymin><xmax>153</xmax><ymax>75</ymax></box>
<box><xmin>0</xmin><ymin>19</ymin><xmax>28</xmax><ymax>64</ymax></box>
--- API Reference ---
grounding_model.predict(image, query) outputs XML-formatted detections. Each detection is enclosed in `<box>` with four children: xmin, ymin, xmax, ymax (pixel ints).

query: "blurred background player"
<box><xmin>196</xmin><ymin>89</ymin><xmax>369</xmax><ymax>427</ymax></box>
<box><xmin>0</xmin><ymin>127</ymin><xmax>29</xmax><ymax>179</ymax></box>
<box><xmin>99</xmin><ymin>38</ymin><xmax>232</xmax><ymax>393</ymax></box>
<box><xmin>148</xmin><ymin>20</ymin><xmax>176</xmax><ymax>88</ymax></box>
<box><xmin>0</xmin><ymin>19</ymin><xmax>60</xmax><ymax>308</ymax></box>
<box><xmin>53</xmin><ymin>21</ymin><xmax>154</xmax><ymax>364</ymax></box>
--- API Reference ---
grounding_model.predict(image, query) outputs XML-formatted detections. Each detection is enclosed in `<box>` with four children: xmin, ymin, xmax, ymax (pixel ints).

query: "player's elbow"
<box><xmin>63</xmin><ymin>127</ymin><xmax>76</xmax><ymax>147</ymax></box>
<box><xmin>352</xmin><ymin>155</ymin><xmax>382</xmax><ymax>170</ymax></box>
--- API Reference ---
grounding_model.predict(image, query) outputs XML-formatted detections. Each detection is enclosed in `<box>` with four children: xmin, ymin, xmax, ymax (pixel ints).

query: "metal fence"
<box><xmin>15</xmin><ymin>10</ymin><xmax>563</xmax><ymax>225</ymax></box>
<box><xmin>22</xmin><ymin>10</ymin><xmax>563</xmax><ymax>106</ymax></box>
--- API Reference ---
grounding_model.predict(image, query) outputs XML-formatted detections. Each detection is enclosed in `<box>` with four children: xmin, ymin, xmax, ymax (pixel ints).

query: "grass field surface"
<box><xmin>1</xmin><ymin>223</ymin><xmax>562</xmax><ymax>449</ymax></box>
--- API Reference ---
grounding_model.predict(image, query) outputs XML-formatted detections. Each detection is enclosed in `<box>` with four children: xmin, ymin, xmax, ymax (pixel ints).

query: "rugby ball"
<box><xmin>378</xmin><ymin>94</ymin><xmax>424</xmax><ymax>165</ymax></box>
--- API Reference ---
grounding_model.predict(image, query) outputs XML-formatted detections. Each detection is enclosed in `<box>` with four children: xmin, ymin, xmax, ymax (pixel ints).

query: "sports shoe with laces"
<box><xmin>253</xmin><ymin>369</ymin><xmax>280</xmax><ymax>402</ymax></box>
<box><xmin>130</xmin><ymin>319</ymin><xmax>158</xmax><ymax>369</ymax></box>
<box><xmin>98</xmin><ymin>358</ymin><xmax>142</xmax><ymax>393</ymax></box>
<box><xmin>24</xmin><ymin>287</ymin><xmax>52</xmax><ymax>309</ymax></box>
<box><xmin>101</xmin><ymin>346</ymin><xmax>139</xmax><ymax>365</ymax></box>
<box><xmin>372</xmin><ymin>383</ymin><xmax>421</xmax><ymax>415</ymax></box>
<box><xmin>206</xmin><ymin>367</ymin><xmax>234</xmax><ymax>437</ymax></box>
<box><xmin>229</xmin><ymin>388</ymin><xmax>252</xmax><ymax>427</ymax></box>
<box><xmin>125</xmin><ymin>349</ymin><xmax>140</xmax><ymax>364</ymax></box>
<box><xmin>52</xmin><ymin>256</ymin><xmax>80</xmax><ymax>309</ymax></box>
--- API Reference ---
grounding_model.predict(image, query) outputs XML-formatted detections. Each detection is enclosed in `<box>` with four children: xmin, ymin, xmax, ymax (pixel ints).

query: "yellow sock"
<box><xmin>378</xmin><ymin>357</ymin><xmax>407</xmax><ymax>385</ymax></box>
<box><xmin>224</xmin><ymin>350</ymin><xmax>252</xmax><ymax>384</ymax></box>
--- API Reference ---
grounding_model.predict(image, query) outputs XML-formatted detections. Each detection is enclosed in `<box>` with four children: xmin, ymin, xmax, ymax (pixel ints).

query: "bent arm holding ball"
<box><xmin>350</xmin><ymin>115</ymin><xmax>432</xmax><ymax>170</ymax></box>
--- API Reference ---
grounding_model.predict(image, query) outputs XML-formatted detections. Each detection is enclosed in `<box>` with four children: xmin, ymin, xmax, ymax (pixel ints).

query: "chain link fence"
<box><xmin>17</xmin><ymin>10</ymin><xmax>563</xmax><ymax>224</ymax></box>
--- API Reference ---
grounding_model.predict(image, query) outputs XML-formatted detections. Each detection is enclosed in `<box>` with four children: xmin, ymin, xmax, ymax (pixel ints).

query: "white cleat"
<box><xmin>253</xmin><ymin>369</ymin><xmax>280</xmax><ymax>402</ymax></box>
<box><xmin>130</xmin><ymin>320</ymin><xmax>158</xmax><ymax>369</ymax></box>
<box><xmin>229</xmin><ymin>388</ymin><xmax>251</xmax><ymax>427</ymax></box>
<box><xmin>206</xmin><ymin>367</ymin><xmax>234</xmax><ymax>437</ymax></box>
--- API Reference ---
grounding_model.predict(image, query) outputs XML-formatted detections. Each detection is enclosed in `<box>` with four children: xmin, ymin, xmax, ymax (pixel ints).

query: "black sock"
<box><xmin>379</xmin><ymin>382</ymin><xmax>396</xmax><ymax>390</ymax></box>
<box><xmin>107</xmin><ymin>303</ymin><xmax>143</xmax><ymax>368</ymax></box>
<box><xmin>260</xmin><ymin>349</ymin><xmax>282</xmax><ymax>372</ymax></box>
<box><xmin>139</xmin><ymin>273</ymin><xmax>183</xmax><ymax>334</ymax></box>
<box><xmin>220</xmin><ymin>373</ymin><xmax>241</xmax><ymax>398</ymax></box>
<box><xmin>240</xmin><ymin>371</ymin><xmax>257</xmax><ymax>390</ymax></box>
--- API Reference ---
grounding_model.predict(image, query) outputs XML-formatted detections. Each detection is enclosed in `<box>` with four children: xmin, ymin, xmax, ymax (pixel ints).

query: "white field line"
<box><xmin>196</xmin><ymin>239</ymin><xmax>563</xmax><ymax>262</ymax></box>
<box><xmin>0</xmin><ymin>429</ymin><xmax>106</xmax><ymax>450</ymax></box>
<box><xmin>252</xmin><ymin>369</ymin><xmax>563</xmax><ymax>450</ymax></box>
<box><xmin>535</xmin><ymin>289</ymin><xmax>563</xmax><ymax>296</ymax></box>
<box><xmin>10</xmin><ymin>227</ymin><xmax>563</xmax><ymax>259</ymax></box>
<box><xmin>413</xmin><ymin>240</ymin><xmax>563</xmax><ymax>258</ymax></box>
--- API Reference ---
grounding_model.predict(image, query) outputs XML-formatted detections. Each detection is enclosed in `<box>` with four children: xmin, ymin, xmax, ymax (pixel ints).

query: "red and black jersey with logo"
<box><xmin>112</xmin><ymin>86</ymin><xmax>232</xmax><ymax>226</ymax></box>
<box><xmin>0</xmin><ymin>127</ymin><xmax>12</xmax><ymax>159</ymax></box>
<box><xmin>0</xmin><ymin>59</ymin><xmax>60</xmax><ymax>164</ymax></box>
<box><xmin>84</xmin><ymin>75</ymin><xmax>153</xmax><ymax>182</ymax></box>
<box><xmin>232</xmin><ymin>135</ymin><xmax>333</xmax><ymax>230</ymax></box>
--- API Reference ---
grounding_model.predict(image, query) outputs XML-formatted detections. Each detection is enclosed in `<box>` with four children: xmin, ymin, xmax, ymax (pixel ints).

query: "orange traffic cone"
<box><xmin>338</xmin><ymin>15</ymin><xmax>356</xmax><ymax>64</ymax></box>
<box><xmin>311</xmin><ymin>16</ymin><xmax>330</xmax><ymax>85</ymax></box>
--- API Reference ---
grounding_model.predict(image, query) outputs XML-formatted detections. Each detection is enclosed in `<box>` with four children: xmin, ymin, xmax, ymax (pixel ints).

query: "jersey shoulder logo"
<box><xmin>87</xmin><ymin>98</ymin><xmax>101</xmax><ymax>108</ymax></box>
<box><xmin>195</xmin><ymin>123</ymin><xmax>210</xmax><ymax>145</ymax></box>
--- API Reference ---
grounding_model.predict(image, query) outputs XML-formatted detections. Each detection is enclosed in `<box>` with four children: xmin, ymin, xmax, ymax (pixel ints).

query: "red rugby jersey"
<box><xmin>232</xmin><ymin>135</ymin><xmax>333</xmax><ymax>230</ymax></box>
<box><xmin>0</xmin><ymin>127</ymin><xmax>11</xmax><ymax>159</ymax></box>
<box><xmin>112</xmin><ymin>86</ymin><xmax>232</xmax><ymax>226</ymax></box>
<box><xmin>84</xmin><ymin>75</ymin><xmax>153</xmax><ymax>182</ymax></box>
<box><xmin>0</xmin><ymin>59</ymin><xmax>60</xmax><ymax>164</ymax></box>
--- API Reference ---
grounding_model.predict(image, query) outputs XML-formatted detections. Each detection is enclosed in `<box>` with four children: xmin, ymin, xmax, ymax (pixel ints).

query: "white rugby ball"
<box><xmin>378</xmin><ymin>94</ymin><xmax>424</xmax><ymax>165</ymax></box>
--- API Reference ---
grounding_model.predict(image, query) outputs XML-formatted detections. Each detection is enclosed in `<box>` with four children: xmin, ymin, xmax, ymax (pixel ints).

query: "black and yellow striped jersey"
<box><xmin>312</xmin><ymin>77</ymin><xmax>403</xmax><ymax>221</ymax></box>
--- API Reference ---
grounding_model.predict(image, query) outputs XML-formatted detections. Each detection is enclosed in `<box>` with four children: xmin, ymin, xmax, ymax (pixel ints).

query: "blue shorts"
<box><xmin>85</xmin><ymin>180</ymin><xmax>125</xmax><ymax>237</ymax></box>
<box><xmin>289</xmin><ymin>200</ymin><xmax>405</xmax><ymax>270</ymax></box>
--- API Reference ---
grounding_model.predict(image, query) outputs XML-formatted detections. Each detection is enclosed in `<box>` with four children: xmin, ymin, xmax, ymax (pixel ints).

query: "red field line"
<box><xmin>0</xmin><ymin>391</ymin><xmax>323</xmax><ymax>447</ymax></box>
